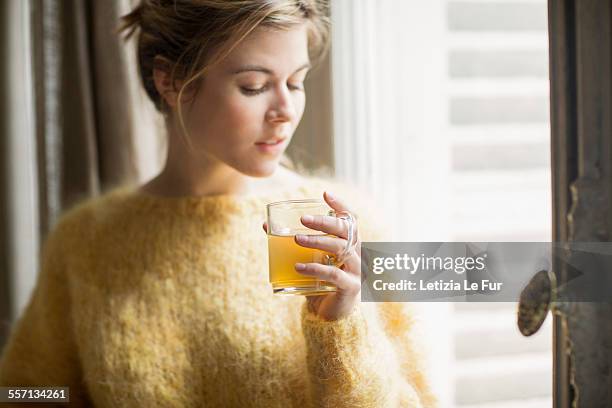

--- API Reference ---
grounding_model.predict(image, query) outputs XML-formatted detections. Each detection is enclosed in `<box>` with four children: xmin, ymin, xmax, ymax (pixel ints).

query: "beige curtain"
<box><xmin>32</xmin><ymin>0</ymin><xmax>165</xmax><ymax>233</ymax></box>
<box><xmin>0</xmin><ymin>0</ymin><xmax>164</xmax><ymax>349</ymax></box>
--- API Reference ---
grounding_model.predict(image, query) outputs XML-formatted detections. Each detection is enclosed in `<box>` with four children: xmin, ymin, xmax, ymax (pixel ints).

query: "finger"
<box><xmin>323</xmin><ymin>190</ymin><xmax>352</xmax><ymax>213</ymax></box>
<box><xmin>294</xmin><ymin>234</ymin><xmax>362</xmax><ymax>280</ymax></box>
<box><xmin>300</xmin><ymin>214</ymin><xmax>350</xmax><ymax>239</ymax></box>
<box><xmin>323</xmin><ymin>190</ymin><xmax>359</xmax><ymax>241</ymax></box>
<box><xmin>294</xmin><ymin>262</ymin><xmax>360</xmax><ymax>293</ymax></box>
<box><xmin>294</xmin><ymin>233</ymin><xmax>347</xmax><ymax>254</ymax></box>
<box><xmin>262</xmin><ymin>221</ymin><xmax>268</xmax><ymax>233</ymax></box>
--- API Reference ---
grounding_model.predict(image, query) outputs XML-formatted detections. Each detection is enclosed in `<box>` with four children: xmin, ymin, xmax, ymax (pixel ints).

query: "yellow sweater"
<box><xmin>0</xmin><ymin>177</ymin><xmax>437</xmax><ymax>408</ymax></box>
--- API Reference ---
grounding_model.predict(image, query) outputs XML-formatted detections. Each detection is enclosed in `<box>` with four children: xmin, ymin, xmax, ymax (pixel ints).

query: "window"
<box><xmin>448</xmin><ymin>1</ymin><xmax>552</xmax><ymax>406</ymax></box>
<box><xmin>330</xmin><ymin>0</ymin><xmax>552</xmax><ymax>405</ymax></box>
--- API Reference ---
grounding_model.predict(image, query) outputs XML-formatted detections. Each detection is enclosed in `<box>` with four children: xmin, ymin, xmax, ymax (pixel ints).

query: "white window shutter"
<box><xmin>331</xmin><ymin>0</ymin><xmax>553</xmax><ymax>406</ymax></box>
<box><xmin>448</xmin><ymin>0</ymin><xmax>552</xmax><ymax>406</ymax></box>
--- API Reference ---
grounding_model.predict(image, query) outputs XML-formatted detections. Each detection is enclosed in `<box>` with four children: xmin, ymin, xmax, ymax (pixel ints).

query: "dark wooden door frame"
<box><xmin>548</xmin><ymin>0</ymin><xmax>612</xmax><ymax>406</ymax></box>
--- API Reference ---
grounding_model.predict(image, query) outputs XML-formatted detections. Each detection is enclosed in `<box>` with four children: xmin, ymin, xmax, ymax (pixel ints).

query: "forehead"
<box><xmin>220</xmin><ymin>24</ymin><xmax>310</xmax><ymax>71</ymax></box>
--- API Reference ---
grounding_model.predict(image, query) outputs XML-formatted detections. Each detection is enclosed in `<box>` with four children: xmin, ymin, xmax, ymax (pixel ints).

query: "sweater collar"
<box><xmin>103</xmin><ymin>179</ymin><xmax>325</xmax><ymax>216</ymax></box>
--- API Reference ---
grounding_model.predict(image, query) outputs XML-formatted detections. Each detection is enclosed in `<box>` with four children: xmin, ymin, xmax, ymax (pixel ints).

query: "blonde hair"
<box><xmin>118</xmin><ymin>0</ymin><xmax>331</xmax><ymax>171</ymax></box>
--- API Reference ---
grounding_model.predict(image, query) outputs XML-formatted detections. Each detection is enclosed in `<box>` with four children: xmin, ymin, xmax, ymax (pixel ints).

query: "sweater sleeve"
<box><xmin>299</xmin><ymin>189</ymin><xmax>438</xmax><ymax>407</ymax></box>
<box><xmin>0</xmin><ymin>218</ymin><xmax>92</xmax><ymax>407</ymax></box>
<box><xmin>301</xmin><ymin>300</ymin><xmax>437</xmax><ymax>408</ymax></box>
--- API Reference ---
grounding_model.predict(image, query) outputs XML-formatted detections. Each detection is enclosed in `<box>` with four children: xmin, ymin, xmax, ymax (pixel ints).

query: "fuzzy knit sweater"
<box><xmin>0</xmin><ymin>176</ymin><xmax>437</xmax><ymax>408</ymax></box>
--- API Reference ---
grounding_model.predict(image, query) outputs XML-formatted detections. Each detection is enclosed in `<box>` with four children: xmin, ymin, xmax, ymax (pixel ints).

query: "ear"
<box><xmin>152</xmin><ymin>55</ymin><xmax>182</xmax><ymax>109</ymax></box>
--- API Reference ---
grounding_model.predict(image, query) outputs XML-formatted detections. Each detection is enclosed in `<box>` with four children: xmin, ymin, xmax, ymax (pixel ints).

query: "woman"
<box><xmin>0</xmin><ymin>1</ymin><xmax>437</xmax><ymax>407</ymax></box>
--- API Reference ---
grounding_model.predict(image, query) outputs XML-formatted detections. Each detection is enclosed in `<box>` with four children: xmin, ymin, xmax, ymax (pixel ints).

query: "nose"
<box><xmin>265</xmin><ymin>85</ymin><xmax>295</xmax><ymax>124</ymax></box>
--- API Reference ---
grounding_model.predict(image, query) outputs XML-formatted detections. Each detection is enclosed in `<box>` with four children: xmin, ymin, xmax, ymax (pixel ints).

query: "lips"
<box><xmin>254</xmin><ymin>136</ymin><xmax>287</xmax><ymax>154</ymax></box>
<box><xmin>255</xmin><ymin>137</ymin><xmax>286</xmax><ymax>145</ymax></box>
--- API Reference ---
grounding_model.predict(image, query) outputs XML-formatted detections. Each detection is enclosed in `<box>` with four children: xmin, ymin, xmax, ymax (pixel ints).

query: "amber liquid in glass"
<box><xmin>268</xmin><ymin>234</ymin><xmax>337</xmax><ymax>295</ymax></box>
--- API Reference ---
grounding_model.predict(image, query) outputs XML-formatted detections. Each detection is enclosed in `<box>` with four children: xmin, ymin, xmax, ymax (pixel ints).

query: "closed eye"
<box><xmin>288</xmin><ymin>83</ymin><xmax>304</xmax><ymax>91</ymax></box>
<box><xmin>240</xmin><ymin>83</ymin><xmax>304</xmax><ymax>96</ymax></box>
<box><xmin>241</xmin><ymin>86</ymin><xmax>267</xmax><ymax>96</ymax></box>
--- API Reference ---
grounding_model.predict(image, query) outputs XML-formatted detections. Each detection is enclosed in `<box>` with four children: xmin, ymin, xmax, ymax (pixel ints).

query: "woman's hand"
<box><xmin>262</xmin><ymin>191</ymin><xmax>361</xmax><ymax>321</ymax></box>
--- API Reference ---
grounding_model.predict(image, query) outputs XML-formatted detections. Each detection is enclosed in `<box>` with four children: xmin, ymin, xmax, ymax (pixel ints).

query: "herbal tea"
<box><xmin>265</xmin><ymin>198</ymin><xmax>356</xmax><ymax>295</ymax></box>
<box><xmin>267</xmin><ymin>233</ymin><xmax>337</xmax><ymax>295</ymax></box>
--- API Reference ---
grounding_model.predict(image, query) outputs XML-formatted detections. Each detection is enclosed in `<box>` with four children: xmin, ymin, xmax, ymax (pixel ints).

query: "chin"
<box><xmin>243</xmin><ymin>160</ymin><xmax>280</xmax><ymax>178</ymax></box>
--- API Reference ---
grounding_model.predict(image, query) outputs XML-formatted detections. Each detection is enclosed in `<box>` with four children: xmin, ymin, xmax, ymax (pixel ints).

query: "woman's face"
<box><xmin>174</xmin><ymin>23</ymin><xmax>310</xmax><ymax>177</ymax></box>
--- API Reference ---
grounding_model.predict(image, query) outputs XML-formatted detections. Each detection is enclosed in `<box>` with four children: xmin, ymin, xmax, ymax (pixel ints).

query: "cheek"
<box><xmin>225</xmin><ymin>97</ymin><xmax>266</xmax><ymax>128</ymax></box>
<box><xmin>295</xmin><ymin>94</ymin><xmax>306</xmax><ymax>121</ymax></box>
<box><xmin>190</xmin><ymin>91</ymin><xmax>263</xmax><ymax>136</ymax></box>
<box><xmin>208</xmin><ymin>96</ymin><xmax>270</xmax><ymax>150</ymax></box>
<box><xmin>220</xmin><ymin>100</ymin><xmax>267</xmax><ymax>146</ymax></box>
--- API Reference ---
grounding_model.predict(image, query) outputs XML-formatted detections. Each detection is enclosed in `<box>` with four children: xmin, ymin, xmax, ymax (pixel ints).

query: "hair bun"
<box><xmin>117</xmin><ymin>2</ymin><xmax>144</xmax><ymax>40</ymax></box>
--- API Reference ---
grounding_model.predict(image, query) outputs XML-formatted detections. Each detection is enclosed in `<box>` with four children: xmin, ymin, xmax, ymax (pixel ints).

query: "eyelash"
<box><xmin>241</xmin><ymin>83</ymin><xmax>304</xmax><ymax>96</ymax></box>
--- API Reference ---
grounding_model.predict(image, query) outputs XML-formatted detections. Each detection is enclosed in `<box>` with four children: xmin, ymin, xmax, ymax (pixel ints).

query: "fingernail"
<box><xmin>326</xmin><ymin>191</ymin><xmax>335</xmax><ymax>201</ymax></box>
<box><xmin>295</xmin><ymin>263</ymin><xmax>306</xmax><ymax>270</ymax></box>
<box><xmin>295</xmin><ymin>234</ymin><xmax>308</xmax><ymax>242</ymax></box>
<box><xmin>302</xmin><ymin>215</ymin><xmax>314</xmax><ymax>223</ymax></box>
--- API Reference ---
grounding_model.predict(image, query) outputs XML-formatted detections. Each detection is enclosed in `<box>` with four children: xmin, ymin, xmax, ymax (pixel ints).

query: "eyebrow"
<box><xmin>231</xmin><ymin>62</ymin><xmax>311</xmax><ymax>75</ymax></box>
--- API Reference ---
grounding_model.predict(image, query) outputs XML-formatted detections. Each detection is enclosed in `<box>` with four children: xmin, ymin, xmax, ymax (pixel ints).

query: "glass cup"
<box><xmin>266</xmin><ymin>198</ymin><xmax>357</xmax><ymax>296</ymax></box>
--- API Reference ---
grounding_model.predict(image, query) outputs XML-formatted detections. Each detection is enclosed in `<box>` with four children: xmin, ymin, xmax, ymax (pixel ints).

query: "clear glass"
<box><xmin>265</xmin><ymin>199</ymin><xmax>356</xmax><ymax>296</ymax></box>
